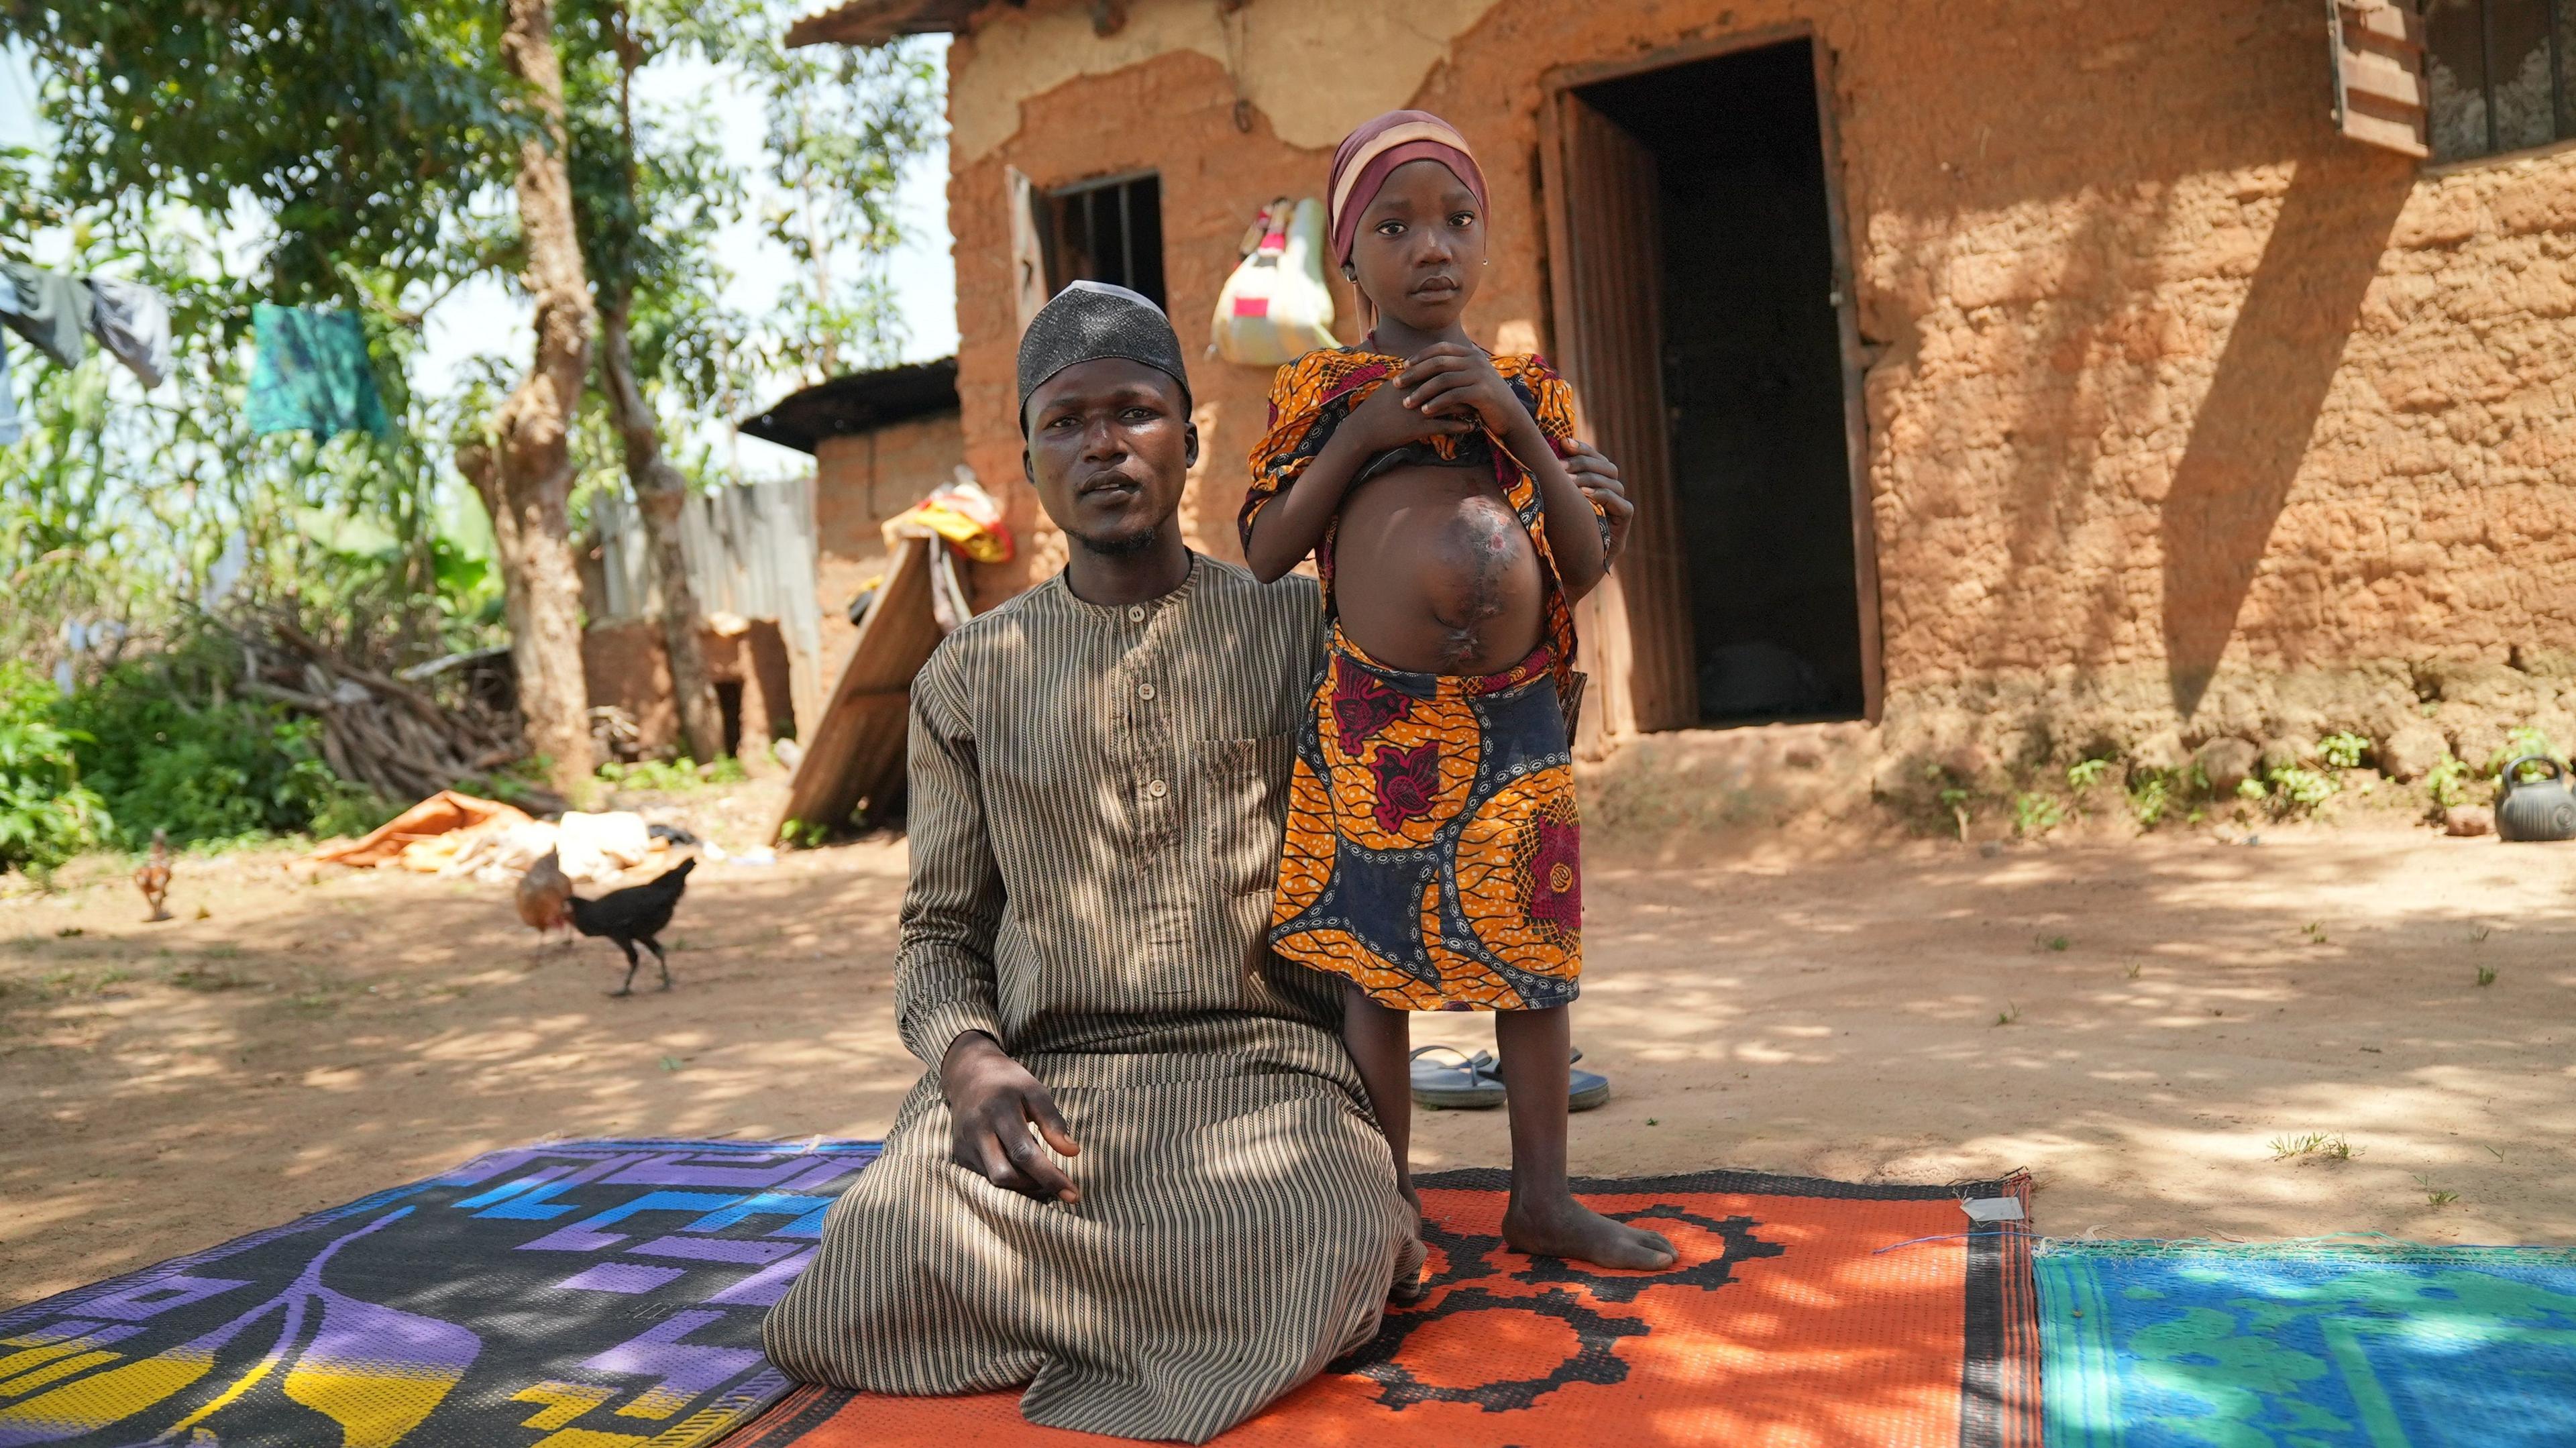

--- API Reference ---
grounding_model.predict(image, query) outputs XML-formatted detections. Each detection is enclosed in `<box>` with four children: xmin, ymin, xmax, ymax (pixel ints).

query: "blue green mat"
<box><xmin>2036</xmin><ymin>1238</ymin><xmax>2576</xmax><ymax>1447</ymax></box>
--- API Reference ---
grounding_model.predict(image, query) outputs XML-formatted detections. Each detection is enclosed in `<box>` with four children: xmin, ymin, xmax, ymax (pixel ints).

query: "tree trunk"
<box><xmin>599</xmin><ymin>297</ymin><xmax>726</xmax><ymax>763</ymax></box>
<box><xmin>479</xmin><ymin>0</ymin><xmax>596</xmax><ymax>792</ymax></box>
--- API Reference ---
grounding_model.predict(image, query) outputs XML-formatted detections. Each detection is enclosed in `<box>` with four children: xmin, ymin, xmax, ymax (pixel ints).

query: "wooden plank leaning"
<box><xmin>773</xmin><ymin>534</ymin><xmax>945</xmax><ymax>844</ymax></box>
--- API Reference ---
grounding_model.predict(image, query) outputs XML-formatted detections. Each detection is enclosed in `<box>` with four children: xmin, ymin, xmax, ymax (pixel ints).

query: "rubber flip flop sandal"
<box><xmin>1409</xmin><ymin>1045</ymin><xmax>1507</xmax><ymax>1110</ymax></box>
<box><xmin>1568</xmin><ymin>1062</ymin><xmax>1611</xmax><ymax>1113</ymax></box>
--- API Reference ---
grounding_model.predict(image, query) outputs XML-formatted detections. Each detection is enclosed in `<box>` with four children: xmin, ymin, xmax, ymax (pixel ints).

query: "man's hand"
<box><xmin>1562</xmin><ymin>440</ymin><xmax>1633</xmax><ymax>566</ymax></box>
<box><xmin>940</xmin><ymin>1031</ymin><xmax>1081</xmax><ymax>1203</ymax></box>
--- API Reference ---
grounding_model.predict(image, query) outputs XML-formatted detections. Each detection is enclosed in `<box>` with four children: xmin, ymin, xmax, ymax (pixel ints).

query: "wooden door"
<box><xmin>1543</xmin><ymin>92</ymin><xmax>1698</xmax><ymax>736</ymax></box>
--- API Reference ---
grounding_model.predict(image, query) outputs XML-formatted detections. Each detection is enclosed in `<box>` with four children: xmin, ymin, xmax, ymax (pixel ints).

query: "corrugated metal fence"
<box><xmin>593</xmin><ymin>478</ymin><xmax>822</xmax><ymax>674</ymax></box>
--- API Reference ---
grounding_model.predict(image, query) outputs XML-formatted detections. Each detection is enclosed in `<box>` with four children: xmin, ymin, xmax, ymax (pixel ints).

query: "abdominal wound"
<box><xmin>1426</xmin><ymin>504</ymin><xmax>1524</xmax><ymax>671</ymax></box>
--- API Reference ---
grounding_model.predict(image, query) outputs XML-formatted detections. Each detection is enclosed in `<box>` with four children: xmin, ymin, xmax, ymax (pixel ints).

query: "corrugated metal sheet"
<box><xmin>594</xmin><ymin>478</ymin><xmax>822</xmax><ymax>675</ymax></box>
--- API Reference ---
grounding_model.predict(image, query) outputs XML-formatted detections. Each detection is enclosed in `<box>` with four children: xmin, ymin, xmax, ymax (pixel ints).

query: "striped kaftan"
<box><xmin>761</xmin><ymin>555</ymin><xmax>1414</xmax><ymax>1444</ymax></box>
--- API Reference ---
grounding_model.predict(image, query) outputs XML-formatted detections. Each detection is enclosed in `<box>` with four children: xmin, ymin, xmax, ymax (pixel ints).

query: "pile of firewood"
<box><xmin>229</xmin><ymin>616</ymin><xmax>548</xmax><ymax>807</ymax></box>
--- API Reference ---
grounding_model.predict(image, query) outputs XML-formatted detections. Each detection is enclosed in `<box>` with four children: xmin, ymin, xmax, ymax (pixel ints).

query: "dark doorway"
<box><xmin>714</xmin><ymin>679</ymin><xmax>746</xmax><ymax>759</ymax></box>
<box><xmin>1563</xmin><ymin>38</ymin><xmax>1871</xmax><ymax>726</ymax></box>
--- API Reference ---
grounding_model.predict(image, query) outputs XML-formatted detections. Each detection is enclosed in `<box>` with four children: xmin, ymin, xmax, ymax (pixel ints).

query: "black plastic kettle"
<box><xmin>2497</xmin><ymin>756</ymin><xmax>2576</xmax><ymax>842</ymax></box>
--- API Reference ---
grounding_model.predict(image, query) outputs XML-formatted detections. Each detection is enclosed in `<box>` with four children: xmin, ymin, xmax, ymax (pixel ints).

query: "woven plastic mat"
<box><xmin>2036</xmin><ymin>1236</ymin><xmax>2576</xmax><ymax>1447</ymax></box>
<box><xmin>0</xmin><ymin>1138</ymin><xmax>877</xmax><ymax>1447</ymax></box>
<box><xmin>724</xmin><ymin>1167</ymin><xmax>2040</xmax><ymax>1448</ymax></box>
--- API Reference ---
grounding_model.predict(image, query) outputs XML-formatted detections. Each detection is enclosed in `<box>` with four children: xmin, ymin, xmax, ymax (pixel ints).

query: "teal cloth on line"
<box><xmin>2036</xmin><ymin>1238</ymin><xmax>2576</xmax><ymax>1447</ymax></box>
<box><xmin>247</xmin><ymin>302</ymin><xmax>390</xmax><ymax>439</ymax></box>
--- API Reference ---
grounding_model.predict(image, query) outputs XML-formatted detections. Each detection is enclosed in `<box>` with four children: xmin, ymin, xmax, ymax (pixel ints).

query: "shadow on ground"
<box><xmin>5</xmin><ymin>824</ymin><xmax>2573</xmax><ymax>1310</ymax></box>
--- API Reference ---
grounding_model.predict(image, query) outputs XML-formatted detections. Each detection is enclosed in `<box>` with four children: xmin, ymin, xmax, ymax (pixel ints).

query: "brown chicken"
<box><xmin>135</xmin><ymin>829</ymin><xmax>172</xmax><ymax>922</ymax></box>
<box><xmin>516</xmin><ymin>847</ymin><xmax>574</xmax><ymax>940</ymax></box>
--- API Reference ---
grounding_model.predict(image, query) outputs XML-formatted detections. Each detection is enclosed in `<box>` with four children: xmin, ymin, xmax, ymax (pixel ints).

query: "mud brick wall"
<box><xmin>813</xmin><ymin>410</ymin><xmax>966</xmax><ymax>677</ymax></box>
<box><xmin>941</xmin><ymin>0</ymin><xmax>2576</xmax><ymax>775</ymax></box>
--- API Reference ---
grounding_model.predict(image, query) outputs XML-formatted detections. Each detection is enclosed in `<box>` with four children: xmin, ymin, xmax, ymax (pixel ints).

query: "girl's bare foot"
<box><xmin>1503</xmin><ymin>1192</ymin><xmax>1677</xmax><ymax>1270</ymax></box>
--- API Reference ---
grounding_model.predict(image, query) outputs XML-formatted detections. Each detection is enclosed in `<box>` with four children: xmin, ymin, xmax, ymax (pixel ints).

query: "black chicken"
<box><xmin>568</xmin><ymin>857</ymin><xmax>694</xmax><ymax>997</ymax></box>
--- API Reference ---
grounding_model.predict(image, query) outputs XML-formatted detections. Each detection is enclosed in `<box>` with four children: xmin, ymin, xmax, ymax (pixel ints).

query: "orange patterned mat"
<box><xmin>723</xmin><ymin>1168</ymin><xmax>2039</xmax><ymax>1448</ymax></box>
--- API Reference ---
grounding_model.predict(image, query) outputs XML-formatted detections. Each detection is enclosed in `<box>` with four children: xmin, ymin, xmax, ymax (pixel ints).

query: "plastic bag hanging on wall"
<box><xmin>1210</xmin><ymin>197</ymin><xmax>1340</xmax><ymax>366</ymax></box>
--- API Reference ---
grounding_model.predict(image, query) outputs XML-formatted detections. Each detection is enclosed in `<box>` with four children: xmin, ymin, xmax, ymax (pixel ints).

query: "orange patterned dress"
<box><xmin>1241</xmin><ymin>346</ymin><xmax>1600</xmax><ymax>1012</ymax></box>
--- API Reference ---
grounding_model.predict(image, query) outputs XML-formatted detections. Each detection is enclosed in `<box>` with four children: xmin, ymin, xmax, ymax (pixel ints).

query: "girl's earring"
<box><xmin>1342</xmin><ymin>265</ymin><xmax>1356</xmax><ymax>281</ymax></box>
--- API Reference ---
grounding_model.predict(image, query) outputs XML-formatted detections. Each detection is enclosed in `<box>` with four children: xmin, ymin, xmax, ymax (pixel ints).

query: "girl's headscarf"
<box><xmin>1326</xmin><ymin>110</ymin><xmax>1488</xmax><ymax>268</ymax></box>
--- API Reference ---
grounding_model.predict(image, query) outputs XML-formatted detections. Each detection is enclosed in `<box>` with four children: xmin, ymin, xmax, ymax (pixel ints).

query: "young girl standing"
<box><xmin>1242</xmin><ymin>111</ymin><xmax>1672</xmax><ymax>1271</ymax></box>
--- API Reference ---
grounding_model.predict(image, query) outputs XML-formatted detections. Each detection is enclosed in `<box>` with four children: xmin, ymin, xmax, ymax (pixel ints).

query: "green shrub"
<box><xmin>2011</xmin><ymin>792</ymin><xmax>2065</xmax><ymax>837</ymax></box>
<box><xmin>1923</xmin><ymin>764</ymin><xmax>1974</xmax><ymax>840</ymax></box>
<box><xmin>2266</xmin><ymin>765</ymin><xmax>2337</xmax><ymax>811</ymax></box>
<box><xmin>2129</xmin><ymin>769</ymin><xmax>2174</xmax><ymax>827</ymax></box>
<box><xmin>2426</xmin><ymin>755</ymin><xmax>2471</xmax><ymax>810</ymax></box>
<box><xmin>54</xmin><ymin>647</ymin><xmax>393</xmax><ymax>848</ymax></box>
<box><xmin>596</xmin><ymin>755</ymin><xmax>750</xmax><ymax>792</ymax></box>
<box><xmin>0</xmin><ymin>663</ymin><xmax>109</xmax><ymax>873</ymax></box>
<box><xmin>2319</xmin><ymin>732</ymin><xmax>2370</xmax><ymax>769</ymax></box>
<box><xmin>2066</xmin><ymin>757</ymin><xmax>2112</xmax><ymax>791</ymax></box>
<box><xmin>2488</xmin><ymin>726</ymin><xmax>2562</xmax><ymax>784</ymax></box>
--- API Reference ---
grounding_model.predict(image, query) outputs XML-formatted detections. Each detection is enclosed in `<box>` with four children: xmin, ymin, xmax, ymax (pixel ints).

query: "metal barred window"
<box><xmin>1036</xmin><ymin>172</ymin><xmax>1167</xmax><ymax>311</ymax></box>
<box><xmin>2420</xmin><ymin>0</ymin><xmax>2576</xmax><ymax>160</ymax></box>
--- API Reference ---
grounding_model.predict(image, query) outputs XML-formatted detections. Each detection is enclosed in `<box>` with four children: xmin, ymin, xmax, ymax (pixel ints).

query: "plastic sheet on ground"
<box><xmin>307</xmin><ymin>790</ymin><xmax>533</xmax><ymax>869</ymax></box>
<box><xmin>307</xmin><ymin>791</ymin><xmax>661</xmax><ymax>886</ymax></box>
<box><xmin>552</xmin><ymin>810</ymin><xmax>658</xmax><ymax>883</ymax></box>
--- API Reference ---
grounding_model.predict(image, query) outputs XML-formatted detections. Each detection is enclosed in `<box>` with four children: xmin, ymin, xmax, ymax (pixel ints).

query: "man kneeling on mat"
<box><xmin>763</xmin><ymin>284</ymin><xmax>1629</xmax><ymax>1443</ymax></box>
<box><xmin>763</xmin><ymin>284</ymin><xmax>1405</xmax><ymax>1443</ymax></box>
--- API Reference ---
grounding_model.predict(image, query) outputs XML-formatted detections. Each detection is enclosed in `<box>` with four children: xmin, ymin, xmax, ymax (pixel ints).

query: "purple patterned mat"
<box><xmin>0</xmin><ymin>1137</ymin><xmax>877</xmax><ymax>1447</ymax></box>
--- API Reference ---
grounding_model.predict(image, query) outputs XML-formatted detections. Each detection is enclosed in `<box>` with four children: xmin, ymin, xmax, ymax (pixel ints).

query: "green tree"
<box><xmin>0</xmin><ymin>144</ymin><xmax>474</xmax><ymax>678</ymax></box>
<box><xmin>0</xmin><ymin>661</ymin><xmax>105</xmax><ymax>875</ymax></box>
<box><xmin>3</xmin><ymin>1</ymin><xmax>515</xmax><ymax>302</ymax></box>
<box><xmin>564</xmin><ymin>0</ymin><xmax>754</xmax><ymax>763</ymax></box>
<box><xmin>753</xmin><ymin>35</ymin><xmax>940</xmax><ymax>381</ymax></box>
<box><xmin>5</xmin><ymin>1</ymin><xmax>942</xmax><ymax>795</ymax></box>
<box><xmin>4</xmin><ymin>1</ymin><xmax>601</xmax><ymax>787</ymax></box>
<box><xmin>557</xmin><ymin>5</ymin><xmax>938</xmax><ymax>760</ymax></box>
<box><xmin>469</xmin><ymin>0</ymin><xmax>601</xmax><ymax>790</ymax></box>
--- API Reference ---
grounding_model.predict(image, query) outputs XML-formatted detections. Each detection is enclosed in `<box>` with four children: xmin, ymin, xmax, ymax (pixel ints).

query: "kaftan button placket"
<box><xmin>1126</xmin><ymin>605</ymin><xmax>1146</xmax><ymax>622</ymax></box>
<box><xmin>1138</xmin><ymin>683</ymin><xmax>1156</xmax><ymax>700</ymax></box>
<box><xmin>1147</xmin><ymin>779</ymin><xmax>1168</xmax><ymax>799</ymax></box>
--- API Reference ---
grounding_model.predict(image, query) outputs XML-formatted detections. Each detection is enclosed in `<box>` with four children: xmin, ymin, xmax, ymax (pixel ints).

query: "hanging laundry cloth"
<box><xmin>0</xmin><ymin>274</ymin><xmax>19</xmax><ymax>447</ymax></box>
<box><xmin>87</xmin><ymin>278</ymin><xmax>172</xmax><ymax>388</ymax></box>
<box><xmin>247</xmin><ymin>302</ymin><xmax>390</xmax><ymax>439</ymax></box>
<box><xmin>0</xmin><ymin>262</ymin><xmax>94</xmax><ymax>369</ymax></box>
<box><xmin>0</xmin><ymin>337</ymin><xmax>19</xmax><ymax>447</ymax></box>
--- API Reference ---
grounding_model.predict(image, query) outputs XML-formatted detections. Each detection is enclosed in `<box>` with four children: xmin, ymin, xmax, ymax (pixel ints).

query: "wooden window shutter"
<box><xmin>2329</xmin><ymin>1</ymin><xmax>2430</xmax><ymax>158</ymax></box>
<box><xmin>1008</xmin><ymin>167</ymin><xmax>1049</xmax><ymax>337</ymax></box>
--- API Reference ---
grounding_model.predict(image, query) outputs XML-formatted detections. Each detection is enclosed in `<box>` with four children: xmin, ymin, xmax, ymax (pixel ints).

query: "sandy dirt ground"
<box><xmin>5</xmin><ymin>797</ymin><xmax>2573</xmax><ymax>1312</ymax></box>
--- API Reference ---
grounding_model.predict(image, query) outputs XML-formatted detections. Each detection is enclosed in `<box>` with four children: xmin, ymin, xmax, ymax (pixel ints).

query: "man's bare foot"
<box><xmin>1391</xmin><ymin>1229</ymin><xmax>1430</xmax><ymax>1305</ymax></box>
<box><xmin>1503</xmin><ymin>1194</ymin><xmax>1678</xmax><ymax>1270</ymax></box>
